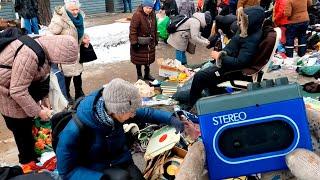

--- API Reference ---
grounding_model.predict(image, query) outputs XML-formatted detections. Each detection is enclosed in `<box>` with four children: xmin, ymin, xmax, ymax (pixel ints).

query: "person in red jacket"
<box><xmin>273</xmin><ymin>0</ymin><xmax>289</xmax><ymax>44</ymax></box>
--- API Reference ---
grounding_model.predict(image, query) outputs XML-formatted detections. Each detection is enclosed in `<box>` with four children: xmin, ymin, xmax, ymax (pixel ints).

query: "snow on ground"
<box><xmin>39</xmin><ymin>22</ymin><xmax>131</xmax><ymax>65</ymax></box>
<box><xmin>85</xmin><ymin>23</ymin><xmax>131</xmax><ymax>65</ymax></box>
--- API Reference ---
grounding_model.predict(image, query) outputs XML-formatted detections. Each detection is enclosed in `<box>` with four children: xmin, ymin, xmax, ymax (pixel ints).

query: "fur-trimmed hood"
<box><xmin>237</xmin><ymin>6</ymin><xmax>265</xmax><ymax>37</ymax></box>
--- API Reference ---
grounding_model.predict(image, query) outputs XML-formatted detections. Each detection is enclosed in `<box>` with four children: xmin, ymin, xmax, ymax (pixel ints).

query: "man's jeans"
<box><xmin>123</xmin><ymin>0</ymin><xmax>132</xmax><ymax>13</ymax></box>
<box><xmin>24</xmin><ymin>17</ymin><xmax>39</xmax><ymax>34</ymax></box>
<box><xmin>285</xmin><ymin>21</ymin><xmax>308</xmax><ymax>58</ymax></box>
<box><xmin>176</xmin><ymin>50</ymin><xmax>187</xmax><ymax>65</ymax></box>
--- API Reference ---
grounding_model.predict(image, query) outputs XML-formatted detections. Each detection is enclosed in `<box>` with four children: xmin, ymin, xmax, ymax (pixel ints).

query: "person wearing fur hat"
<box><xmin>189</xmin><ymin>6</ymin><xmax>265</xmax><ymax>106</ymax></box>
<box><xmin>47</xmin><ymin>0</ymin><xmax>88</xmax><ymax>103</ymax></box>
<box><xmin>130</xmin><ymin>0</ymin><xmax>158</xmax><ymax>81</ymax></box>
<box><xmin>167</xmin><ymin>12</ymin><xmax>211</xmax><ymax>65</ymax></box>
<box><xmin>56</xmin><ymin>78</ymin><xmax>185</xmax><ymax>180</ymax></box>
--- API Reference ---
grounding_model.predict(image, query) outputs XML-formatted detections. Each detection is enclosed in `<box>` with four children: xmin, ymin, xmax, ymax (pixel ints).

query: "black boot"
<box><xmin>64</xmin><ymin>76</ymin><xmax>73</xmax><ymax>103</ymax></box>
<box><xmin>73</xmin><ymin>74</ymin><xmax>85</xmax><ymax>100</ymax></box>
<box><xmin>144</xmin><ymin>65</ymin><xmax>155</xmax><ymax>81</ymax></box>
<box><xmin>136</xmin><ymin>65</ymin><xmax>143</xmax><ymax>80</ymax></box>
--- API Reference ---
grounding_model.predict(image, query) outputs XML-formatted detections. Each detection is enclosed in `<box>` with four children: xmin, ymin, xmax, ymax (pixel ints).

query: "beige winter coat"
<box><xmin>47</xmin><ymin>6</ymin><xmax>85</xmax><ymax>77</ymax></box>
<box><xmin>167</xmin><ymin>12</ymin><xmax>209</xmax><ymax>51</ymax></box>
<box><xmin>0</xmin><ymin>35</ymin><xmax>78</xmax><ymax>118</ymax></box>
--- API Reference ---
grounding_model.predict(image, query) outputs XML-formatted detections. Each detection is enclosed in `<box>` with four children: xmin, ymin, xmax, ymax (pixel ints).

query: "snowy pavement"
<box><xmin>85</xmin><ymin>23</ymin><xmax>131</xmax><ymax>64</ymax></box>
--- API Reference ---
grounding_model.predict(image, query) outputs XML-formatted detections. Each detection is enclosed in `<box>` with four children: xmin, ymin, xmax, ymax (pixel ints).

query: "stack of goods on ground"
<box><xmin>268</xmin><ymin>30</ymin><xmax>320</xmax><ymax>97</ymax></box>
<box><xmin>133</xmin><ymin>58</ymin><xmax>197</xmax><ymax>107</ymax></box>
<box><xmin>309</xmin><ymin>1</ymin><xmax>320</xmax><ymax>25</ymax></box>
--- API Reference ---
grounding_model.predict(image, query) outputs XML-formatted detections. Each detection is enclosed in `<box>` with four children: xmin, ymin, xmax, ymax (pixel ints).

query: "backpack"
<box><xmin>167</xmin><ymin>14</ymin><xmax>190</xmax><ymax>34</ymax></box>
<box><xmin>50</xmin><ymin>96</ymin><xmax>90</xmax><ymax>153</ymax></box>
<box><xmin>0</xmin><ymin>27</ymin><xmax>45</xmax><ymax>70</ymax></box>
<box><xmin>50</xmin><ymin>88</ymin><xmax>104</xmax><ymax>164</ymax></box>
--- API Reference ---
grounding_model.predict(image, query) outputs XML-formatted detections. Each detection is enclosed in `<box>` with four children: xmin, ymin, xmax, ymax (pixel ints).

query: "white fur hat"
<box><xmin>64</xmin><ymin>0</ymin><xmax>81</xmax><ymax>7</ymax></box>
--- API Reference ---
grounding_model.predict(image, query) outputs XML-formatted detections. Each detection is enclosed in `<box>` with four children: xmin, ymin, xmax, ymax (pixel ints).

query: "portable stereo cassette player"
<box><xmin>196</xmin><ymin>77</ymin><xmax>312</xmax><ymax>180</ymax></box>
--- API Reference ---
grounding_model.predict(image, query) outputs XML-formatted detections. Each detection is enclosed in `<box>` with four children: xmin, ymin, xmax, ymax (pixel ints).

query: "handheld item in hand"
<box><xmin>186</xmin><ymin>41</ymin><xmax>196</xmax><ymax>54</ymax></box>
<box><xmin>79</xmin><ymin>43</ymin><xmax>97</xmax><ymax>63</ymax></box>
<box><xmin>196</xmin><ymin>77</ymin><xmax>312</xmax><ymax>180</ymax></box>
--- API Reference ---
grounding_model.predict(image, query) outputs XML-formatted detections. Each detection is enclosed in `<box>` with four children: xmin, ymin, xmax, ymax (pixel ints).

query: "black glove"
<box><xmin>132</xmin><ymin>43</ymin><xmax>139</xmax><ymax>51</ymax></box>
<box><xmin>170</xmin><ymin>116</ymin><xmax>184</xmax><ymax>134</ymax></box>
<box><xmin>207</xmin><ymin>34</ymin><xmax>220</xmax><ymax>49</ymax></box>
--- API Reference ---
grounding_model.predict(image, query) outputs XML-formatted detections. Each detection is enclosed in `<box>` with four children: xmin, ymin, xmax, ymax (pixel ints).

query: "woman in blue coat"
<box><xmin>56</xmin><ymin>78</ymin><xmax>185</xmax><ymax>180</ymax></box>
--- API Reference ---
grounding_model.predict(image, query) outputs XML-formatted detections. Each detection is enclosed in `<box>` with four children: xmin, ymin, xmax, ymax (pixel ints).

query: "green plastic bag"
<box><xmin>157</xmin><ymin>16</ymin><xmax>170</xmax><ymax>40</ymax></box>
<box><xmin>298</xmin><ymin>65</ymin><xmax>320</xmax><ymax>76</ymax></box>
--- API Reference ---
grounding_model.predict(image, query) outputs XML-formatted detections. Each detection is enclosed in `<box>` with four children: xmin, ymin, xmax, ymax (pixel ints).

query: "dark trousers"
<box><xmin>102</xmin><ymin>163</ymin><xmax>144</xmax><ymax>180</ymax></box>
<box><xmin>123</xmin><ymin>0</ymin><xmax>132</xmax><ymax>12</ymax></box>
<box><xmin>64</xmin><ymin>73</ymin><xmax>84</xmax><ymax>100</ymax></box>
<box><xmin>190</xmin><ymin>66</ymin><xmax>250</xmax><ymax>105</ymax></box>
<box><xmin>285</xmin><ymin>21</ymin><xmax>309</xmax><ymax>58</ymax></box>
<box><xmin>3</xmin><ymin>115</ymin><xmax>37</xmax><ymax>164</ymax></box>
<box><xmin>229</xmin><ymin>3</ymin><xmax>237</xmax><ymax>15</ymax></box>
<box><xmin>136</xmin><ymin>65</ymin><xmax>151</xmax><ymax>77</ymax></box>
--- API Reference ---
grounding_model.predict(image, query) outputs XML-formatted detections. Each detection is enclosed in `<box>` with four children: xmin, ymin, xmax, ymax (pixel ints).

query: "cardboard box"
<box><xmin>159</xmin><ymin>65</ymin><xmax>180</xmax><ymax>77</ymax></box>
<box><xmin>157</xmin><ymin>58</ymin><xmax>182</xmax><ymax>77</ymax></box>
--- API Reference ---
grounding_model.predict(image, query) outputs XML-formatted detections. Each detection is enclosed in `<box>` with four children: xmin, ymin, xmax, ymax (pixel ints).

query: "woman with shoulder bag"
<box><xmin>0</xmin><ymin>27</ymin><xmax>78</xmax><ymax>169</ymax></box>
<box><xmin>47</xmin><ymin>0</ymin><xmax>88</xmax><ymax>102</ymax></box>
<box><xmin>167</xmin><ymin>11</ymin><xmax>211</xmax><ymax>65</ymax></box>
<box><xmin>130</xmin><ymin>0</ymin><xmax>158</xmax><ymax>81</ymax></box>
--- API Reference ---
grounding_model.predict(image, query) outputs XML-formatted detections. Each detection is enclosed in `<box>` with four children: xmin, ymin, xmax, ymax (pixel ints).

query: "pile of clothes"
<box><xmin>309</xmin><ymin>1</ymin><xmax>320</xmax><ymax>25</ymax></box>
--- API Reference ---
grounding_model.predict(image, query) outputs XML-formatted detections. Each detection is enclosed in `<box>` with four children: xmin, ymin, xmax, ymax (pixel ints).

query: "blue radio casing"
<box><xmin>196</xmin><ymin>82</ymin><xmax>312</xmax><ymax>180</ymax></box>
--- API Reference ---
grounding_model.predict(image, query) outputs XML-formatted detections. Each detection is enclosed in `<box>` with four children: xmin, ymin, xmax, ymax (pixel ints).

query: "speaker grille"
<box><xmin>218</xmin><ymin>120</ymin><xmax>294</xmax><ymax>158</ymax></box>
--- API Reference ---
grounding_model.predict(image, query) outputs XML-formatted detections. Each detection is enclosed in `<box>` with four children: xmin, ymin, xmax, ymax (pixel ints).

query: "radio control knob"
<box><xmin>275</xmin><ymin>77</ymin><xmax>289</xmax><ymax>86</ymax></box>
<box><xmin>261</xmin><ymin>79</ymin><xmax>274</xmax><ymax>88</ymax></box>
<box><xmin>247</xmin><ymin>82</ymin><xmax>260</xmax><ymax>91</ymax></box>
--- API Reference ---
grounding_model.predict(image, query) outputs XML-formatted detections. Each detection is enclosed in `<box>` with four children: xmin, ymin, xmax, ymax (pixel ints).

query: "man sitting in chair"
<box><xmin>189</xmin><ymin>6</ymin><xmax>270</xmax><ymax>106</ymax></box>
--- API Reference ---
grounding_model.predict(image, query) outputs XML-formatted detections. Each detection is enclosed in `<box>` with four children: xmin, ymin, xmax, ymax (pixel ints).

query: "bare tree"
<box><xmin>37</xmin><ymin>0</ymin><xmax>52</xmax><ymax>26</ymax></box>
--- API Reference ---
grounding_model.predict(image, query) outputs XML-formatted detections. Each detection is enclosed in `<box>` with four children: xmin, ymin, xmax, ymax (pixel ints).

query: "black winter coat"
<box><xmin>15</xmin><ymin>0</ymin><xmax>38</xmax><ymax>19</ymax></box>
<box><xmin>219</xmin><ymin>6</ymin><xmax>265</xmax><ymax>71</ymax></box>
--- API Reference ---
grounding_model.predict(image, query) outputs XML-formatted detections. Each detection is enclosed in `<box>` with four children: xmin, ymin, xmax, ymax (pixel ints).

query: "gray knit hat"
<box><xmin>103</xmin><ymin>78</ymin><xmax>142</xmax><ymax>114</ymax></box>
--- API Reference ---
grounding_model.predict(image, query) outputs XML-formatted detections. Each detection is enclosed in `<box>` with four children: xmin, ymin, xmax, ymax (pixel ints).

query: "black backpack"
<box><xmin>0</xmin><ymin>27</ymin><xmax>45</xmax><ymax>70</ymax></box>
<box><xmin>167</xmin><ymin>14</ymin><xmax>190</xmax><ymax>34</ymax></box>
<box><xmin>50</xmin><ymin>88</ymin><xmax>104</xmax><ymax>161</ymax></box>
<box><xmin>50</xmin><ymin>97</ymin><xmax>91</xmax><ymax>153</ymax></box>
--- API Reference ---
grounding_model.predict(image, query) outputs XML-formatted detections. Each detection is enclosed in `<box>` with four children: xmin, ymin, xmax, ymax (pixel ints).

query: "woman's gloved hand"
<box><xmin>207</xmin><ymin>34</ymin><xmax>220</xmax><ymax>49</ymax></box>
<box><xmin>170</xmin><ymin>116</ymin><xmax>185</xmax><ymax>133</ymax></box>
